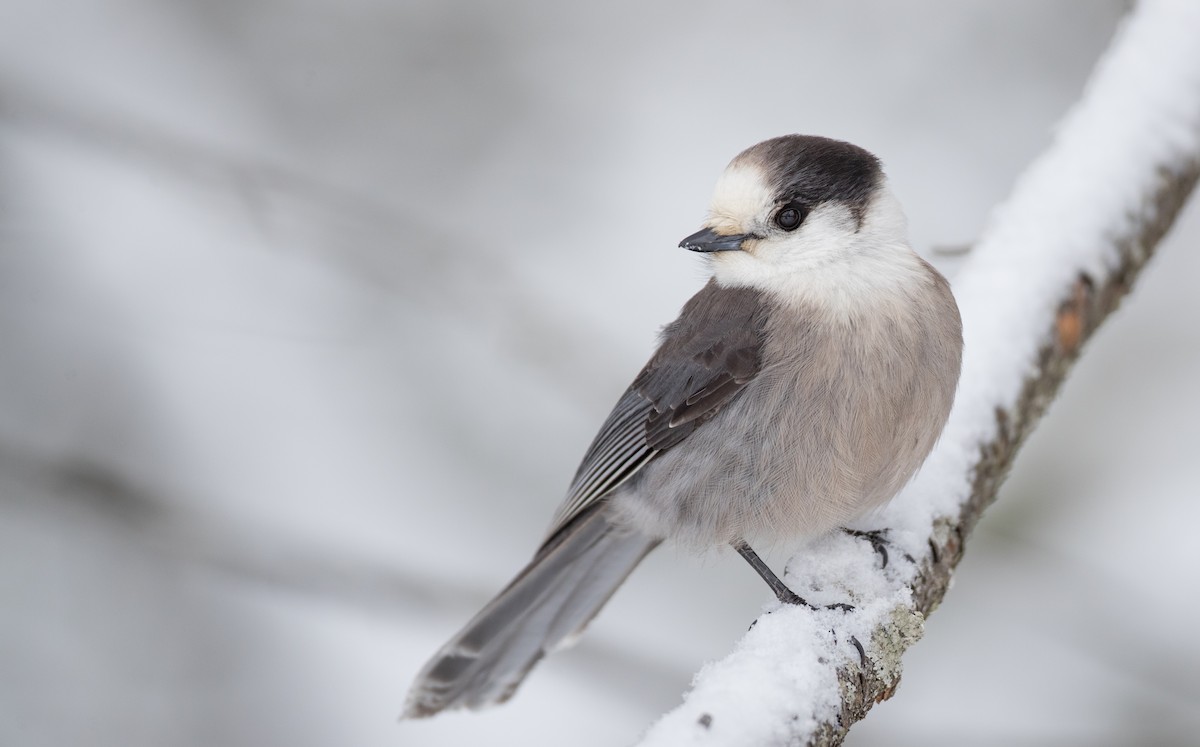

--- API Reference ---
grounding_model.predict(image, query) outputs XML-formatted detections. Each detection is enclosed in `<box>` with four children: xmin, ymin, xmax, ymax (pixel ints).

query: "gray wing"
<box><xmin>544</xmin><ymin>281</ymin><xmax>768</xmax><ymax>542</ymax></box>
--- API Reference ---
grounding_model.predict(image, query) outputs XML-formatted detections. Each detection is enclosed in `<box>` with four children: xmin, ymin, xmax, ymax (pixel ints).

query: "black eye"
<box><xmin>774</xmin><ymin>203</ymin><xmax>806</xmax><ymax>231</ymax></box>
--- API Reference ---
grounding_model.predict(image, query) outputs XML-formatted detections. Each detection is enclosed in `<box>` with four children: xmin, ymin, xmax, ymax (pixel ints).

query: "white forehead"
<box><xmin>708</xmin><ymin>162</ymin><xmax>773</xmax><ymax>227</ymax></box>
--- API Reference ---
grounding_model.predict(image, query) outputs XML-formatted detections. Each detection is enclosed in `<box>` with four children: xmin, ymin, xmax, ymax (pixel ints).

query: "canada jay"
<box><xmin>404</xmin><ymin>134</ymin><xmax>963</xmax><ymax>718</ymax></box>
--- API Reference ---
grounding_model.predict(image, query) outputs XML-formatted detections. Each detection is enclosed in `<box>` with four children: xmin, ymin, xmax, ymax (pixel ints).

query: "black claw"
<box><xmin>850</xmin><ymin>635</ymin><xmax>868</xmax><ymax>668</ymax></box>
<box><xmin>843</xmin><ymin>528</ymin><xmax>893</xmax><ymax>568</ymax></box>
<box><xmin>825</xmin><ymin>602</ymin><xmax>855</xmax><ymax>613</ymax></box>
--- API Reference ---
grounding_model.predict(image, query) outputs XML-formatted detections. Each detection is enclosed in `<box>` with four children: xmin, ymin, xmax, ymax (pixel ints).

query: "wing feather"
<box><xmin>543</xmin><ymin>281</ymin><xmax>769</xmax><ymax>543</ymax></box>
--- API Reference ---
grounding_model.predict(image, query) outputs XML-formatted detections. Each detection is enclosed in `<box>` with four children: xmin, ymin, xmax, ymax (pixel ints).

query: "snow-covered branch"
<box><xmin>638</xmin><ymin>1</ymin><xmax>1200</xmax><ymax>744</ymax></box>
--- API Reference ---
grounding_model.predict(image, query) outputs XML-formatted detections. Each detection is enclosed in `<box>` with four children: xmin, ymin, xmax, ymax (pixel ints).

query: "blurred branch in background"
<box><xmin>0</xmin><ymin>65</ymin><xmax>651</xmax><ymax>697</ymax></box>
<box><xmin>0</xmin><ymin>77</ymin><xmax>624</xmax><ymax>407</ymax></box>
<box><xmin>0</xmin><ymin>444</ymin><xmax>461</xmax><ymax>614</ymax></box>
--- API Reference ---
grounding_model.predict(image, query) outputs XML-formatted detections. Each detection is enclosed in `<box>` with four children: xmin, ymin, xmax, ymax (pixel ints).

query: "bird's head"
<box><xmin>680</xmin><ymin>135</ymin><xmax>912</xmax><ymax>297</ymax></box>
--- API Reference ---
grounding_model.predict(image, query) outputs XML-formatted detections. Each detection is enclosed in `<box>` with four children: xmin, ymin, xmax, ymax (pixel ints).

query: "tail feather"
<box><xmin>403</xmin><ymin>504</ymin><xmax>658</xmax><ymax>718</ymax></box>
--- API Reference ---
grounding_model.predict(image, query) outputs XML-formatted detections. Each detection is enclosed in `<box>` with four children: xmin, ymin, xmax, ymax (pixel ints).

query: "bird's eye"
<box><xmin>774</xmin><ymin>203</ymin><xmax>806</xmax><ymax>231</ymax></box>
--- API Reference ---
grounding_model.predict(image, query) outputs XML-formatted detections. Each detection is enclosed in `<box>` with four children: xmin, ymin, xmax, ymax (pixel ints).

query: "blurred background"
<box><xmin>2</xmin><ymin>1</ymin><xmax>1198</xmax><ymax>745</ymax></box>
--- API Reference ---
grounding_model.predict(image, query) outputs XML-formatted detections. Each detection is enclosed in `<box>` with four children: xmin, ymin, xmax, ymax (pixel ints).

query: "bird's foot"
<box><xmin>773</xmin><ymin>588</ymin><xmax>854</xmax><ymax>613</ymax></box>
<box><xmin>842</xmin><ymin>528</ymin><xmax>911</xmax><ymax>569</ymax></box>
<box><xmin>735</xmin><ymin>540</ymin><xmax>855</xmax><ymax>612</ymax></box>
<box><xmin>775</xmin><ymin>587</ymin><xmax>813</xmax><ymax>608</ymax></box>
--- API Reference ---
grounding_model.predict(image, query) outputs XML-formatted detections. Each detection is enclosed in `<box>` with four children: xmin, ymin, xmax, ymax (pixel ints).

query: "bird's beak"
<box><xmin>678</xmin><ymin>227</ymin><xmax>754</xmax><ymax>253</ymax></box>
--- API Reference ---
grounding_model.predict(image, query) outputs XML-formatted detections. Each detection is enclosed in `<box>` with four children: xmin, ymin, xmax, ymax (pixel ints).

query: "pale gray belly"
<box><xmin>611</xmin><ymin>323</ymin><xmax>956</xmax><ymax>547</ymax></box>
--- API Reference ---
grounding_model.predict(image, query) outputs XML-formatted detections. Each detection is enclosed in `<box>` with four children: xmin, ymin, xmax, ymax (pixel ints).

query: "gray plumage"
<box><xmin>612</xmin><ymin>264</ymin><xmax>961</xmax><ymax>548</ymax></box>
<box><xmin>549</xmin><ymin>282</ymin><xmax>769</xmax><ymax>538</ymax></box>
<box><xmin>404</xmin><ymin>505</ymin><xmax>657</xmax><ymax>716</ymax></box>
<box><xmin>403</xmin><ymin>134</ymin><xmax>963</xmax><ymax>718</ymax></box>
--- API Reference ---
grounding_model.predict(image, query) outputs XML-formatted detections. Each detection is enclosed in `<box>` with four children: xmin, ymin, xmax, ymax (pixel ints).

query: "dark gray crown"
<box><xmin>732</xmin><ymin>135</ymin><xmax>882</xmax><ymax>222</ymax></box>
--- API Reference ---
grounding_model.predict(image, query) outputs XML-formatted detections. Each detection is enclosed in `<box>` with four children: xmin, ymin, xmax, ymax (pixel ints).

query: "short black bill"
<box><xmin>679</xmin><ymin>227</ymin><xmax>754</xmax><ymax>253</ymax></box>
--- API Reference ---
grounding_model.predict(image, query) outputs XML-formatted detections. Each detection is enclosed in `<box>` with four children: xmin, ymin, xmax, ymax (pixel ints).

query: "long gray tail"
<box><xmin>403</xmin><ymin>504</ymin><xmax>659</xmax><ymax>718</ymax></box>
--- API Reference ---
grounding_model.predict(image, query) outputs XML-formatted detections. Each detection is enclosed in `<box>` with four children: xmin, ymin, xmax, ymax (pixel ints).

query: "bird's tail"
<box><xmin>403</xmin><ymin>503</ymin><xmax>659</xmax><ymax>718</ymax></box>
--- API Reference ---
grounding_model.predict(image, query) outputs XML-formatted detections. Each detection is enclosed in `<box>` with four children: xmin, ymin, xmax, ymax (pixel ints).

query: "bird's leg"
<box><xmin>731</xmin><ymin>540</ymin><xmax>812</xmax><ymax>608</ymax></box>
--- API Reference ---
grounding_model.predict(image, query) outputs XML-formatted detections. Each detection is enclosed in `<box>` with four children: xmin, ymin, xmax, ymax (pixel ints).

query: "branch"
<box><xmin>637</xmin><ymin>1</ymin><xmax>1200</xmax><ymax>744</ymax></box>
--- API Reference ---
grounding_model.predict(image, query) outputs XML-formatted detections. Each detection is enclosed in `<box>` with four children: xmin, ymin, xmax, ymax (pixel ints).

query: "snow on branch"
<box><xmin>637</xmin><ymin>1</ymin><xmax>1200</xmax><ymax>745</ymax></box>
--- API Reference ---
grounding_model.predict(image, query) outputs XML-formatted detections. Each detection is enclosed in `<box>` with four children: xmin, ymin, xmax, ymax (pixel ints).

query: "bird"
<box><xmin>403</xmin><ymin>134</ymin><xmax>963</xmax><ymax>718</ymax></box>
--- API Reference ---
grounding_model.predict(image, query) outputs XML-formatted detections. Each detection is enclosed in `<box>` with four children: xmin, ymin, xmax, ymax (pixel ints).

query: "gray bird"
<box><xmin>403</xmin><ymin>134</ymin><xmax>963</xmax><ymax>718</ymax></box>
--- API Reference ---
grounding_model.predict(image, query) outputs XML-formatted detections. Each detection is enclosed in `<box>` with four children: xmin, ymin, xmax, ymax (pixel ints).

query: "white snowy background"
<box><xmin>2</xmin><ymin>1</ymin><xmax>1197</xmax><ymax>746</ymax></box>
